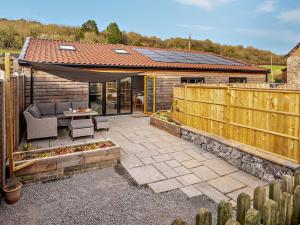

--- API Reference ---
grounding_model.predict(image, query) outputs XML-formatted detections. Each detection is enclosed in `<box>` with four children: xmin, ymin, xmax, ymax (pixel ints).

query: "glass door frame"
<box><xmin>144</xmin><ymin>75</ymin><xmax>156</xmax><ymax>115</ymax></box>
<box><xmin>89</xmin><ymin>77</ymin><xmax>133</xmax><ymax>116</ymax></box>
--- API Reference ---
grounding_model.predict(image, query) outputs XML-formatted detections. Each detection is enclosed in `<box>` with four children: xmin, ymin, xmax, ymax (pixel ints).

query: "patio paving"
<box><xmin>21</xmin><ymin>116</ymin><xmax>269</xmax><ymax>204</ymax></box>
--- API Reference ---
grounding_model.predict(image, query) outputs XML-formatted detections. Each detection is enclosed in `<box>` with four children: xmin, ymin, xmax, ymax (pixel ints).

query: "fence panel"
<box><xmin>173</xmin><ymin>84</ymin><xmax>300</xmax><ymax>163</ymax></box>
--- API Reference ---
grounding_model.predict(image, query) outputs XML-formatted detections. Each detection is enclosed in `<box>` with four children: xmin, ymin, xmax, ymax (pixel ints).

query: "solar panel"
<box><xmin>134</xmin><ymin>48</ymin><xmax>245</xmax><ymax>66</ymax></box>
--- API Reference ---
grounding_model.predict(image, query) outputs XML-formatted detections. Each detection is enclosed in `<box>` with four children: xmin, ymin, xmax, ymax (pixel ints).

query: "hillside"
<box><xmin>0</xmin><ymin>18</ymin><xmax>286</xmax><ymax>65</ymax></box>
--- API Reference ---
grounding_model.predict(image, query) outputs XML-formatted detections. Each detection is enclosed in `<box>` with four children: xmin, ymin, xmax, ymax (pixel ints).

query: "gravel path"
<box><xmin>0</xmin><ymin>167</ymin><xmax>217</xmax><ymax>225</ymax></box>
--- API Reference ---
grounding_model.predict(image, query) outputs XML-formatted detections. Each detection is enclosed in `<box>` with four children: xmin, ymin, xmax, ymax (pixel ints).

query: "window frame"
<box><xmin>229</xmin><ymin>77</ymin><xmax>247</xmax><ymax>83</ymax></box>
<box><xmin>181</xmin><ymin>77</ymin><xmax>205</xmax><ymax>84</ymax></box>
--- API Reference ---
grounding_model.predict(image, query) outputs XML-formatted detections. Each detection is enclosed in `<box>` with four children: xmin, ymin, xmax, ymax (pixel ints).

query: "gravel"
<box><xmin>0</xmin><ymin>167</ymin><xmax>217</xmax><ymax>225</ymax></box>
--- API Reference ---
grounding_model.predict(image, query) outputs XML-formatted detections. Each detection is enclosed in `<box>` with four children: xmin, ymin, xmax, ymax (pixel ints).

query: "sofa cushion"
<box><xmin>41</xmin><ymin>115</ymin><xmax>57</xmax><ymax>119</ymax></box>
<box><xmin>72</xmin><ymin>101</ymin><xmax>87</xmax><ymax>109</ymax></box>
<box><xmin>56</xmin><ymin>102</ymin><xmax>71</xmax><ymax>115</ymax></box>
<box><xmin>28</xmin><ymin>105</ymin><xmax>41</xmax><ymax>118</ymax></box>
<box><xmin>36</xmin><ymin>103</ymin><xmax>56</xmax><ymax>116</ymax></box>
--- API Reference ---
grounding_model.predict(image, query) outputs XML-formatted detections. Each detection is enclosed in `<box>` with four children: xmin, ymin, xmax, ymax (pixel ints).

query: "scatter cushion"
<box><xmin>56</xmin><ymin>102</ymin><xmax>71</xmax><ymax>115</ymax></box>
<box><xmin>28</xmin><ymin>105</ymin><xmax>41</xmax><ymax>118</ymax></box>
<box><xmin>72</xmin><ymin>101</ymin><xmax>87</xmax><ymax>109</ymax></box>
<box><xmin>36</xmin><ymin>103</ymin><xmax>56</xmax><ymax>116</ymax></box>
<box><xmin>94</xmin><ymin>116</ymin><xmax>108</xmax><ymax>122</ymax></box>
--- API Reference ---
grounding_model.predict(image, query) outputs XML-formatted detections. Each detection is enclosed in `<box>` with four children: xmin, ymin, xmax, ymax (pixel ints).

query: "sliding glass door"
<box><xmin>106</xmin><ymin>81</ymin><xmax>118</xmax><ymax>115</ymax></box>
<box><xmin>89</xmin><ymin>78</ymin><xmax>132</xmax><ymax>116</ymax></box>
<box><xmin>89</xmin><ymin>83</ymin><xmax>103</xmax><ymax>115</ymax></box>
<box><xmin>120</xmin><ymin>77</ymin><xmax>132</xmax><ymax>114</ymax></box>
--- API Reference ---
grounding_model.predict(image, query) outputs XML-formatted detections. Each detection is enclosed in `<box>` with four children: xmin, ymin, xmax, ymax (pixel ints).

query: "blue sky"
<box><xmin>1</xmin><ymin>0</ymin><xmax>300</xmax><ymax>54</ymax></box>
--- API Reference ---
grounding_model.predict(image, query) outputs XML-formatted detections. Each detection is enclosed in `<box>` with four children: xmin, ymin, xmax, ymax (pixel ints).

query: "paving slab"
<box><xmin>191</xmin><ymin>166</ymin><xmax>220</xmax><ymax>181</ymax></box>
<box><xmin>140</xmin><ymin>157</ymin><xmax>156</xmax><ymax>165</ymax></box>
<box><xmin>152</xmin><ymin>154</ymin><xmax>173</xmax><ymax>162</ymax></box>
<box><xmin>203</xmin><ymin>158</ymin><xmax>238</xmax><ymax>176</ymax></box>
<box><xmin>174</xmin><ymin>166</ymin><xmax>191</xmax><ymax>176</ymax></box>
<box><xmin>226</xmin><ymin>186</ymin><xmax>254</xmax><ymax>201</ymax></box>
<box><xmin>184</xmin><ymin>150</ymin><xmax>207</xmax><ymax>161</ymax></box>
<box><xmin>181</xmin><ymin>159</ymin><xmax>202</xmax><ymax>169</ymax></box>
<box><xmin>153</xmin><ymin>141</ymin><xmax>173</xmax><ymax>149</ymax></box>
<box><xmin>121</xmin><ymin>155</ymin><xmax>144</xmax><ymax>169</ymax></box>
<box><xmin>228</xmin><ymin>170</ymin><xmax>268</xmax><ymax>188</ymax></box>
<box><xmin>201</xmin><ymin>152</ymin><xmax>217</xmax><ymax>159</ymax></box>
<box><xmin>180</xmin><ymin>185</ymin><xmax>203</xmax><ymax>198</ymax></box>
<box><xmin>194</xmin><ymin>182</ymin><xmax>230</xmax><ymax>203</ymax></box>
<box><xmin>135</xmin><ymin>149</ymin><xmax>160</xmax><ymax>159</ymax></box>
<box><xmin>153</xmin><ymin>162</ymin><xmax>179</xmax><ymax>178</ymax></box>
<box><xmin>156</xmin><ymin>147</ymin><xmax>178</xmax><ymax>154</ymax></box>
<box><xmin>176</xmin><ymin>174</ymin><xmax>202</xmax><ymax>186</ymax></box>
<box><xmin>165</xmin><ymin>160</ymin><xmax>181</xmax><ymax>168</ymax></box>
<box><xmin>149</xmin><ymin>179</ymin><xmax>183</xmax><ymax>193</ymax></box>
<box><xmin>170</xmin><ymin>151</ymin><xmax>193</xmax><ymax>162</ymax></box>
<box><xmin>127</xmin><ymin>165</ymin><xmax>166</xmax><ymax>185</ymax></box>
<box><xmin>208</xmin><ymin>175</ymin><xmax>246</xmax><ymax>194</ymax></box>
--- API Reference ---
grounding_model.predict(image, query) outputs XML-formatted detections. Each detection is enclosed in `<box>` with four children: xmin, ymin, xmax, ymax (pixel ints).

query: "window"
<box><xmin>59</xmin><ymin>45</ymin><xmax>76</xmax><ymax>51</ymax></box>
<box><xmin>229</xmin><ymin>77</ymin><xmax>247</xmax><ymax>83</ymax></box>
<box><xmin>114</xmin><ymin>49</ymin><xmax>129</xmax><ymax>54</ymax></box>
<box><xmin>181</xmin><ymin>77</ymin><xmax>205</xmax><ymax>84</ymax></box>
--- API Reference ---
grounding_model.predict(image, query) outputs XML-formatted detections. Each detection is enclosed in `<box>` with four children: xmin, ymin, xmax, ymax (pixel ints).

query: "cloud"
<box><xmin>257</xmin><ymin>1</ymin><xmax>276</xmax><ymax>13</ymax></box>
<box><xmin>279</xmin><ymin>9</ymin><xmax>300</xmax><ymax>23</ymax></box>
<box><xmin>175</xmin><ymin>0</ymin><xmax>235</xmax><ymax>9</ymax></box>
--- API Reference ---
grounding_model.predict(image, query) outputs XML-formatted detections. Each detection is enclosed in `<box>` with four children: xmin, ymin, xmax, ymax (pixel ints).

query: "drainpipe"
<box><xmin>30</xmin><ymin>65</ymin><xmax>33</xmax><ymax>104</ymax></box>
<box><xmin>1</xmin><ymin>71</ymin><xmax>6</xmax><ymax>186</ymax></box>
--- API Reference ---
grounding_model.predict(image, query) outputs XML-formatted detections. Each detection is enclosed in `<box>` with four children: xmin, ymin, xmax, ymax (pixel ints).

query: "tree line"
<box><xmin>0</xmin><ymin>18</ymin><xmax>286</xmax><ymax>65</ymax></box>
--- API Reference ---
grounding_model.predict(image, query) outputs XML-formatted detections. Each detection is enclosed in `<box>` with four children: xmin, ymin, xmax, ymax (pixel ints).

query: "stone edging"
<box><xmin>181</xmin><ymin>126</ymin><xmax>300</xmax><ymax>182</ymax></box>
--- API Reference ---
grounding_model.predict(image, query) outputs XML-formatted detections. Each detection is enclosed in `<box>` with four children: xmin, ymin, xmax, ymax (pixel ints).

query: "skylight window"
<box><xmin>59</xmin><ymin>45</ymin><xmax>76</xmax><ymax>51</ymax></box>
<box><xmin>114</xmin><ymin>49</ymin><xmax>129</xmax><ymax>54</ymax></box>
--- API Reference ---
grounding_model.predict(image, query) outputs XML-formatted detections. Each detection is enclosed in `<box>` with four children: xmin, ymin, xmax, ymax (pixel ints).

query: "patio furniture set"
<box><xmin>23</xmin><ymin>101</ymin><xmax>109</xmax><ymax>141</ymax></box>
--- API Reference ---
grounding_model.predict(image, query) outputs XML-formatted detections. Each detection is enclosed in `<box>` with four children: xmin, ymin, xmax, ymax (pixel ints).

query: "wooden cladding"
<box><xmin>173</xmin><ymin>84</ymin><xmax>300</xmax><ymax>163</ymax></box>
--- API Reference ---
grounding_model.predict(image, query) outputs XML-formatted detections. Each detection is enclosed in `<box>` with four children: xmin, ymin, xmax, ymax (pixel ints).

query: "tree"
<box><xmin>81</xmin><ymin>20</ymin><xmax>99</xmax><ymax>34</ymax></box>
<box><xmin>105</xmin><ymin>22</ymin><xmax>122</xmax><ymax>44</ymax></box>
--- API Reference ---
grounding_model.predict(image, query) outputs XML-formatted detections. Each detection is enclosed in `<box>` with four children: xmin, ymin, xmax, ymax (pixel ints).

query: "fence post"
<box><xmin>237</xmin><ymin>192</ymin><xmax>251</xmax><ymax>225</ymax></box>
<box><xmin>184</xmin><ymin>85</ymin><xmax>187</xmax><ymax>126</ymax></box>
<box><xmin>225</xmin><ymin>87</ymin><xmax>231</xmax><ymax>139</ymax></box>
<box><xmin>171</xmin><ymin>219</ymin><xmax>188</xmax><ymax>225</ymax></box>
<box><xmin>196</xmin><ymin>208</ymin><xmax>212</xmax><ymax>225</ymax></box>
<box><xmin>217</xmin><ymin>200</ymin><xmax>233</xmax><ymax>225</ymax></box>
<box><xmin>281</xmin><ymin>175</ymin><xmax>294</xmax><ymax>194</ymax></box>
<box><xmin>269</xmin><ymin>180</ymin><xmax>281</xmax><ymax>206</ymax></box>
<box><xmin>253</xmin><ymin>186</ymin><xmax>266</xmax><ymax>219</ymax></box>
<box><xmin>225</xmin><ymin>219</ymin><xmax>240</xmax><ymax>225</ymax></box>
<box><xmin>263</xmin><ymin>199</ymin><xmax>278</xmax><ymax>225</ymax></box>
<box><xmin>294</xmin><ymin>171</ymin><xmax>300</xmax><ymax>190</ymax></box>
<box><xmin>279</xmin><ymin>192</ymin><xmax>293</xmax><ymax>225</ymax></box>
<box><xmin>292</xmin><ymin>186</ymin><xmax>300</xmax><ymax>225</ymax></box>
<box><xmin>245</xmin><ymin>209</ymin><xmax>261</xmax><ymax>225</ymax></box>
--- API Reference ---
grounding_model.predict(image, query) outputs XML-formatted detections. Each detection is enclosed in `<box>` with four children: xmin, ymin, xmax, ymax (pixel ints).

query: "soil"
<box><xmin>14</xmin><ymin>141</ymin><xmax>114</xmax><ymax>161</ymax></box>
<box><xmin>153</xmin><ymin>111</ymin><xmax>174</xmax><ymax>123</ymax></box>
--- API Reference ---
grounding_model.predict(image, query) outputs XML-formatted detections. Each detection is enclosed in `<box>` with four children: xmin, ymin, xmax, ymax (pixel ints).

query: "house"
<box><xmin>18</xmin><ymin>38</ymin><xmax>268</xmax><ymax>116</ymax></box>
<box><xmin>286</xmin><ymin>42</ymin><xmax>300</xmax><ymax>84</ymax></box>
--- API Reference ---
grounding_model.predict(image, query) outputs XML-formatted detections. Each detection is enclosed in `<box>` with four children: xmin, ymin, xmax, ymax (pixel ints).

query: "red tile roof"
<box><xmin>19</xmin><ymin>38</ymin><xmax>267</xmax><ymax>73</ymax></box>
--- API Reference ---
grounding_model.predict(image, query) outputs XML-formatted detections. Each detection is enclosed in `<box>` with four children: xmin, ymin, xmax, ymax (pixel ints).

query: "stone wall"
<box><xmin>287</xmin><ymin>55</ymin><xmax>300</xmax><ymax>84</ymax></box>
<box><xmin>181</xmin><ymin>127</ymin><xmax>298</xmax><ymax>182</ymax></box>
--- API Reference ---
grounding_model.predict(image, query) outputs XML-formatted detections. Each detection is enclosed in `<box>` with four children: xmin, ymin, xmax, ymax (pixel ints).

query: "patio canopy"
<box><xmin>29</xmin><ymin>62</ymin><xmax>141</xmax><ymax>83</ymax></box>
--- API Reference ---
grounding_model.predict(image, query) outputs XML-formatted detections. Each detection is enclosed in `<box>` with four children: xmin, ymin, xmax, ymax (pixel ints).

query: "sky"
<box><xmin>1</xmin><ymin>0</ymin><xmax>300</xmax><ymax>54</ymax></box>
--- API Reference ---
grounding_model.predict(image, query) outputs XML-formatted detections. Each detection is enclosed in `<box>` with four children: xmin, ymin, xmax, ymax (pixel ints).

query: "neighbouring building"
<box><xmin>286</xmin><ymin>42</ymin><xmax>300</xmax><ymax>84</ymax></box>
<box><xmin>18</xmin><ymin>38</ymin><xmax>268</xmax><ymax>115</ymax></box>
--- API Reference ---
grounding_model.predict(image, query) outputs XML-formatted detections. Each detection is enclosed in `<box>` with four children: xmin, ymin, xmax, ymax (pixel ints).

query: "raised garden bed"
<box><xmin>150</xmin><ymin>110</ymin><xmax>181</xmax><ymax>137</ymax></box>
<box><xmin>14</xmin><ymin>140</ymin><xmax>121</xmax><ymax>183</ymax></box>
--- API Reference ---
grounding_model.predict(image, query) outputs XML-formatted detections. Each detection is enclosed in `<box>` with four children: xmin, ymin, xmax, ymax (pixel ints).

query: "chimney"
<box><xmin>188</xmin><ymin>34</ymin><xmax>192</xmax><ymax>52</ymax></box>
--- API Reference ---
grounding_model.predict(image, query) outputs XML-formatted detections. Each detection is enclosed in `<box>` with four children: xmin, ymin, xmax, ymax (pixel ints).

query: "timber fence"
<box><xmin>171</xmin><ymin>172</ymin><xmax>300</xmax><ymax>225</ymax></box>
<box><xmin>173</xmin><ymin>84</ymin><xmax>300</xmax><ymax>163</ymax></box>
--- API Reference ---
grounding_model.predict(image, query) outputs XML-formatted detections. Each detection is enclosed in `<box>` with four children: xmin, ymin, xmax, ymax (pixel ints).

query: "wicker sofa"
<box><xmin>24</xmin><ymin>101</ymin><xmax>87</xmax><ymax>140</ymax></box>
